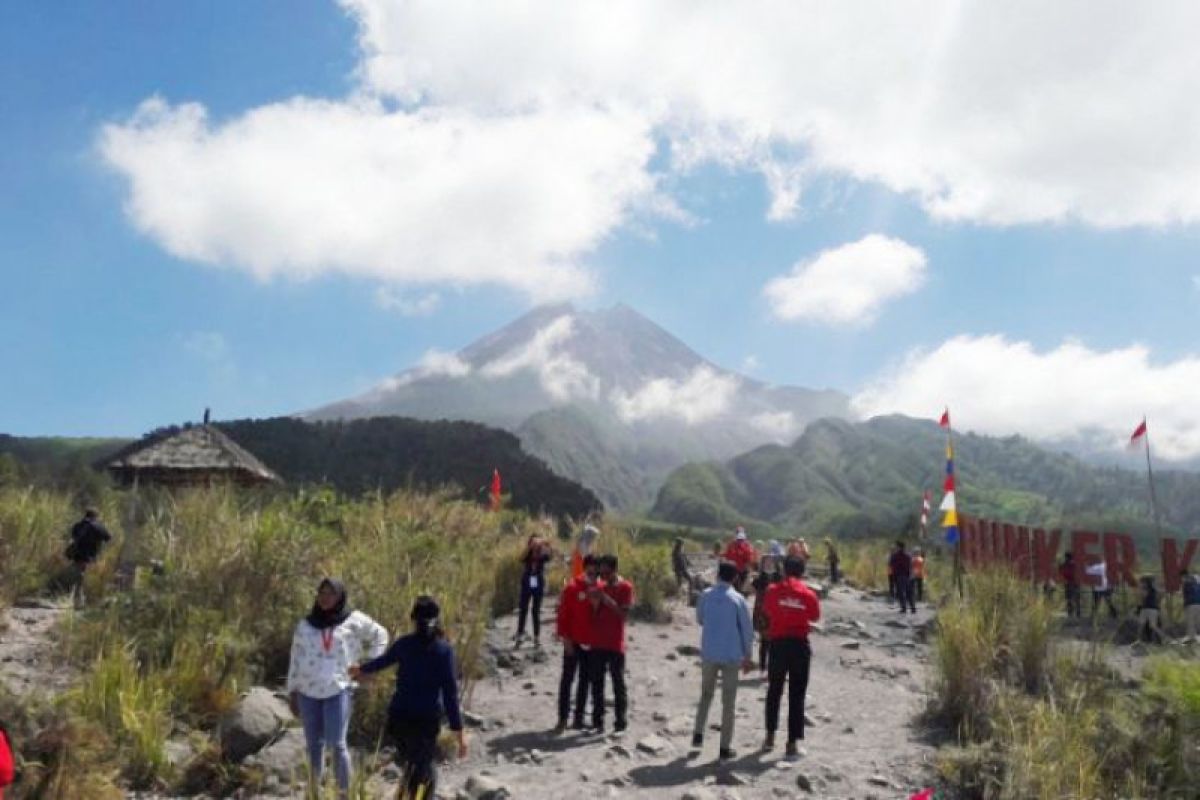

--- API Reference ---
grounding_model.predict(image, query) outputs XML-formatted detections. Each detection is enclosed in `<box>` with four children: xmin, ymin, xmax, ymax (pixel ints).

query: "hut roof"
<box><xmin>105</xmin><ymin>425</ymin><xmax>281</xmax><ymax>484</ymax></box>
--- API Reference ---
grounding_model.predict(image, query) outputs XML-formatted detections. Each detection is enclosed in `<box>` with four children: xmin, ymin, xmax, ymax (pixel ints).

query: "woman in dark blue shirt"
<box><xmin>351</xmin><ymin>596</ymin><xmax>466</xmax><ymax>798</ymax></box>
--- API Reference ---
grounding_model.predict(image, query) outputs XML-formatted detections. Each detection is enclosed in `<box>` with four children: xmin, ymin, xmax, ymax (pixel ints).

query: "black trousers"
<box><xmin>758</xmin><ymin>634</ymin><xmax>769</xmax><ymax>672</ymax></box>
<box><xmin>387</xmin><ymin>714</ymin><xmax>440</xmax><ymax>799</ymax></box>
<box><xmin>1091</xmin><ymin>589</ymin><xmax>1118</xmax><ymax>619</ymax></box>
<box><xmin>895</xmin><ymin>575</ymin><xmax>916</xmax><ymax>612</ymax></box>
<box><xmin>888</xmin><ymin>574</ymin><xmax>897</xmax><ymax>599</ymax></box>
<box><xmin>558</xmin><ymin>646</ymin><xmax>592</xmax><ymax>723</ymax></box>
<box><xmin>1065</xmin><ymin>583</ymin><xmax>1082</xmax><ymax>617</ymax></box>
<box><xmin>589</xmin><ymin>649</ymin><xmax>627</xmax><ymax>726</ymax></box>
<box><xmin>517</xmin><ymin>582</ymin><xmax>544</xmax><ymax>637</ymax></box>
<box><xmin>765</xmin><ymin>638</ymin><xmax>811</xmax><ymax>742</ymax></box>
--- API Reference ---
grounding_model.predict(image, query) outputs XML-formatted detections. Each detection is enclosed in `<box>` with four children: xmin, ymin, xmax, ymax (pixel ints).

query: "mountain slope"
<box><xmin>652</xmin><ymin>415</ymin><xmax>1200</xmax><ymax>540</ymax></box>
<box><xmin>306</xmin><ymin>304</ymin><xmax>851</xmax><ymax>509</ymax></box>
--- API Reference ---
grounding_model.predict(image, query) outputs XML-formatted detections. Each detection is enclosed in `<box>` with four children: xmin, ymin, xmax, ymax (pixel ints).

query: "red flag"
<box><xmin>1130</xmin><ymin>419</ymin><xmax>1147</xmax><ymax>444</ymax></box>
<box><xmin>489</xmin><ymin>469</ymin><xmax>502</xmax><ymax>511</ymax></box>
<box><xmin>943</xmin><ymin>473</ymin><xmax>955</xmax><ymax>492</ymax></box>
<box><xmin>938</xmin><ymin>408</ymin><xmax>951</xmax><ymax>428</ymax></box>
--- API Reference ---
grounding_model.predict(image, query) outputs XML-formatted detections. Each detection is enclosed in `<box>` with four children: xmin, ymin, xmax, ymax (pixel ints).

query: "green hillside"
<box><xmin>651</xmin><ymin>415</ymin><xmax>1200</xmax><ymax>541</ymax></box>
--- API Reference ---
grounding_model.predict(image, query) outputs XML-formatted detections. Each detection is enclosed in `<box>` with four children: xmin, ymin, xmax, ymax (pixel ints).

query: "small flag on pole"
<box><xmin>489</xmin><ymin>468</ymin><xmax>502</xmax><ymax>512</ymax></box>
<box><xmin>940</xmin><ymin>411</ymin><xmax>959</xmax><ymax>543</ymax></box>
<box><xmin>1129</xmin><ymin>418</ymin><xmax>1148</xmax><ymax>448</ymax></box>
<box><xmin>939</xmin><ymin>408</ymin><xmax>951</xmax><ymax>429</ymax></box>
<box><xmin>920</xmin><ymin>490</ymin><xmax>931</xmax><ymax>535</ymax></box>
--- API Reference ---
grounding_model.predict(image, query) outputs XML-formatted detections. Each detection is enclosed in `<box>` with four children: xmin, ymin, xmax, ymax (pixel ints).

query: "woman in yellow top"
<box><xmin>911</xmin><ymin>549</ymin><xmax>926</xmax><ymax>604</ymax></box>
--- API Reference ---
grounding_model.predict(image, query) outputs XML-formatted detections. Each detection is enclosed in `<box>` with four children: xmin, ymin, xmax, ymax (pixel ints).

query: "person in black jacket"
<box><xmin>351</xmin><ymin>596</ymin><xmax>466</xmax><ymax>800</ymax></box>
<box><xmin>66</xmin><ymin>508</ymin><xmax>111</xmax><ymax>607</ymax></box>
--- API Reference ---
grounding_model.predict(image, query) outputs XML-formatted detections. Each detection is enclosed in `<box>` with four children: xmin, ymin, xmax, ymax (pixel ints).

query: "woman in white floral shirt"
<box><xmin>286</xmin><ymin>578</ymin><xmax>388</xmax><ymax>799</ymax></box>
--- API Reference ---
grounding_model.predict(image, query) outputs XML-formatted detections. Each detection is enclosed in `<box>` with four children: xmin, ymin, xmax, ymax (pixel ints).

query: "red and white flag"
<box><xmin>938</xmin><ymin>408</ymin><xmax>951</xmax><ymax>429</ymax></box>
<box><xmin>1129</xmin><ymin>419</ymin><xmax>1148</xmax><ymax>450</ymax></box>
<box><xmin>920</xmin><ymin>490</ymin><xmax>931</xmax><ymax>532</ymax></box>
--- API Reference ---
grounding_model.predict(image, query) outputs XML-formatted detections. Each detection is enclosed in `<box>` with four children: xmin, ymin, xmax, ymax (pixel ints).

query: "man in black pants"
<box><xmin>761</xmin><ymin>556</ymin><xmax>821</xmax><ymax>760</ymax></box>
<box><xmin>66</xmin><ymin>507</ymin><xmax>111</xmax><ymax>607</ymax></box>
<box><xmin>554</xmin><ymin>555</ymin><xmax>598</xmax><ymax>732</ymax></box>
<box><xmin>588</xmin><ymin>554</ymin><xmax>635</xmax><ymax>732</ymax></box>
<box><xmin>889</xmin><ymin>540</ymin><xmax>916</xmax><ymax>614</ymax></box>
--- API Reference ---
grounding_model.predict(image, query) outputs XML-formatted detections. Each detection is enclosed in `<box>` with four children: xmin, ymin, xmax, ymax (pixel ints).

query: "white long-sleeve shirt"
<box><xmin>1085</xmin><ymin>561</ymin><xmax>1109</xmax><ymax>592</ymax></box>
<box><xmin>286</xmin><ymin>610</ymin><xmax>389</xmax><ymax>699</ymax></box>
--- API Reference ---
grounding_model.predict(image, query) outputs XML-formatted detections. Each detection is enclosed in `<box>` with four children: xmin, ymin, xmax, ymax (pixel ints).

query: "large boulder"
<box><xmin>218</xmin><ymin>687</ymin><xmax>292</xmax><ymax>762</ymax></box>
<box><xmin>244</xmin><ymin>727</ymin><xmax>307</xmax><ymax>786</ymax></box>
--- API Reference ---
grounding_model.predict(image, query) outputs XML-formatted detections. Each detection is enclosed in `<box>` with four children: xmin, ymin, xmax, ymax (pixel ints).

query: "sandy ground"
<box><xmin>0</xmin><ymin>595</ymin><xmax>74</xmax><ymax>698</ymax></box>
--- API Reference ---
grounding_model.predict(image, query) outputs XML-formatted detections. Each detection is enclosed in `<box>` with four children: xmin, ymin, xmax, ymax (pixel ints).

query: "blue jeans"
<box><xmin>297</xmin><ymin>690</ymin><xmax>352</xmax><ymax>794</ymax></box>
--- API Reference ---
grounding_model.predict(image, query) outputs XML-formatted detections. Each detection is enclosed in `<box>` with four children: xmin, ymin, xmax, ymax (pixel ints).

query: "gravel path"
<box><xmin>376</xmin><ymin>583</ymin><xmax>942</xmax><ymax>800</ymax></box>
<box><xmin>0</xmin><ymin>595</ymin><xmax>75</xmax><ymax>698</ymax></box>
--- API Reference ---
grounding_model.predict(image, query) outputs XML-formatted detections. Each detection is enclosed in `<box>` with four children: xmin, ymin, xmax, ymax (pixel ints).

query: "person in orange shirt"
<box><xmin>761</xmin><ymin>556</ymin><xmax>821</xmax><ymax>760</ymax></box>
<box><xmin>911</xmin><ymin>549</ymin><xmax>926</xmax><ymax>604</ymax></box>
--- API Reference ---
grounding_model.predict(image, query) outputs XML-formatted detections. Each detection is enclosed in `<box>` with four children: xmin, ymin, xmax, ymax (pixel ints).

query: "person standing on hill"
<box><xmin>1085</xmin><ymin>558</ymin><xmax>1118</xmax><ymax>619</ymax></box>
<box><xmin>555</xmin><ymin>554</ymin><xmax>598</xmax><ymax>733</ymax></box>
<box><xmin>587</xmin><ymin>554</ymin><xmax>635</xmax><ymax>732</ymax></box>
<box><xmin>824</xmin><ymin>538</ymin><xmax>840</xmax><ymax>584</ymax></box>
<box><xmin>691</xmin><ymin>561</ymin><xmax>755</xmax><ymax>760</ymax></box>
<box><xmin>65</xmin><ymin>507</ymin><xmax>111</xmax><ymax>607</ymax></box>
<box><xmin>516</xmin><ymin>535</ymin><xmax>553</xmax><ymax>648</ymax></box>
<box><xmin>1137</xmin><ymin>576</ymin><xmax>1166</xmax><ymax>644</ymax></box>
<box><xmin>723</xmin><ymin>527</ymin><xmax>758</xmax><ymax>590</ymax></box>
<box><xmin>1059</xmin><ymin>552</ymin><xmax>1081</xmax><ymax>618</ymax></box>
<box><xmin>889</xmin><ymin>541</ymin><xmax>916</xmax><ymax>614</ymax></box>
<box><xmin>353</xmin><ymin>596</ymin><xmax>466</xmax><ymax>800</ymax></box>
<box><xmin>1182</xmin><ymin>571</ymin><xmax>1200</xmax><ymax>641</ymax></box>
<box><xmin>910</xmin><ymin>549</ymin><xmax>926</xmax><ymax>604</ymax></box>
<box><xmin>287</xmin><ymin>578</ymin><xmax>389</xmax><ymax>800</ymax></box>
<box><xmin>761</xmin><ymin>556</ymin><xmax>821</xmax><ymax>760</ymax></box>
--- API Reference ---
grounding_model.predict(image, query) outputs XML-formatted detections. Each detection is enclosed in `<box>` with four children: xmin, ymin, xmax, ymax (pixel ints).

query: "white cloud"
<box><xmin>417</xmin><ymin>349</ymin><xmax>471</xmax><ymax>378</ymax></box>
<box><xmin>375</xmin><ymin>287</ymin><xmax>441</xmax><ymax>316</ymax></box>
<box><xmin>182</xmin><ymin>330</ymin><xmax>229</xmax><ymax>362</ymax></box>
<box><xmin>481</xmin><ymin>315</ymin><xmax>599</xmax><ymax>402</ymax></box>
<box><xmin>101</xmin><ymin>97</ymin><xmax>659</xmax><ymax>301</ymax></box>
<box><xmin>852</xmin><ymin>335</ymin><xmax>1200</xmax><ymax>460</ymax></box>
<box><xmin>342</xmin><ymin>0</ymin><xmax>1200</xmax><ymax>228</ymax></box>
<box><xmin>741</xmin><ymin>354</ymin><xmax>761</xmax><ymax>373</ymax></box>
<box><xmin>612</xmin><ymin>366</ymin><xmax>740</xmax><ymax>425</ymax></box>
<box><xmin>750</xmin><ymin>411</ymin><xmax>797</xmax><ymax>441</ymax></box>
<box><xmin>764</xmin><ymin>235</ymin><xmax>927</xmax><ymax>326</ymax></box>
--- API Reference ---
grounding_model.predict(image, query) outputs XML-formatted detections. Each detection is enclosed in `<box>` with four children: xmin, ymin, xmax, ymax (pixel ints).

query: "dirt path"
<box><xmin>371</xmin><ymin>583</ymin><xmax>941</xmax><ymax>800</ymax></box>
<box><xmin>0</xmin><ymin>596</ymin><xmax>75</xmax><ymax>699</ymax></box>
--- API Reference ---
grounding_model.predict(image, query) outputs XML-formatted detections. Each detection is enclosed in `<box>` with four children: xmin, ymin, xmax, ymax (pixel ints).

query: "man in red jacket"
<box><xmin>761</xmin><ymin>555</ymin><xmax>821</xmax><ymax>760</ymax></box>
<box><xmin>722</xmin><ymin>527</ymin><xmax>758</xmax><ymax>590</ymax></box>
<box><xmin>587</xmin><ymin>554</ymin><xmax>635</xmax><ymax>733</ymax></box>
<box><xmin>555</xmin><ymin>554</ymin><xmax>598</xmax><ymax>733</ymax></box>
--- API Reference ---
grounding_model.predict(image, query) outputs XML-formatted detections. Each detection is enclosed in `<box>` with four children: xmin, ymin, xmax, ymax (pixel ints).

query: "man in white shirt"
<box><xmin>1085</xmin><ymin>559</ymin><xmax>1118</xmax><ymax>619</ymax></box>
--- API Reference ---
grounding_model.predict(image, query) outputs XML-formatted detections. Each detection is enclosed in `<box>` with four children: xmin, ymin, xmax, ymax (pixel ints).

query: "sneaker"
<box><xmin>593</xmin><ymin>722</ymin><xmax>605</xmax><ymax>734</ymax></box>
<box><xmin>761</xmin><ymin>733</ymin><xmax>775</xmax><ymax>752</ymax></box>
<box><xmin>614</xmin><ymin>719</ymin><xmax>628</xmax><ymax>733</ymax></box>
<box><xmin>553</xmin><ymin>720</ymin><xmax>568</xmax><ymax>735</ymax></box>
<box><xmin>718</xmin><ymin>747</ymin><xmax>737</xmax><ymax>760</ymax></box>
<box><xmin>785</xmin><ymin>740</ymin><xmax>803</xmax><ymax>760</ymax></box>
<box><xmin>690</xmin><ymin>733</ymin><xmax>703</xmax><ymax>749</ymax></box>
<box><xmin>571</xmin><ymin>718</ymin><xmax>585</xmax><ymax>731</ymax></box>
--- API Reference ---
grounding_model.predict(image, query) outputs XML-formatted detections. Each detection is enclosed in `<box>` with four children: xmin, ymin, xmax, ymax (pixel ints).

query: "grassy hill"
<box><xmin>651</xmin><ymin>415</ymin><xmax>1200</xmax><ymax>542</ymax></box>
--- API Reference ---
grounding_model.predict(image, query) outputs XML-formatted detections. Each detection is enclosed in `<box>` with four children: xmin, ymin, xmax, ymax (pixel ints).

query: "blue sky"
<box><xmin>3</xmin><ymin>1</ymin><xmax>1200</xmax><ymax>460</ymax></box>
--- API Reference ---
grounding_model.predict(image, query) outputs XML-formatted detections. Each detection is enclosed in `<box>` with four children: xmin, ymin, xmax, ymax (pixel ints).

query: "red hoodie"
<box><xmin>0</xmin><ymin>727</ymin><xmax>14</xmax><ymax>798</ymax></box>
<box><xmin>556</xmin><ymin>575</ymin><xmax>595</xmax><ymax>647</ymax></box>
<box><xmin>763</xmin><ymin>577</ymin><xmax>821</xmax><ymax>640</ymax></box>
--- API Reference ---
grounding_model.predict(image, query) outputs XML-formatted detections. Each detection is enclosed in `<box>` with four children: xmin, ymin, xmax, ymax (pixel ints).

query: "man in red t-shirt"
<box><xmin>555</xmin><ymin>554</ymin><xmax>598</xmax><ymax>733</ymax></box>
<box><xmin>761</xmin><ymin>556</ymin><xmax>821</xmax><ymax>759</ymax></box>
<box><xmin>587</xmin><ymin>553</ymin><xmax>635</xmax><ymax>732</ymax></box>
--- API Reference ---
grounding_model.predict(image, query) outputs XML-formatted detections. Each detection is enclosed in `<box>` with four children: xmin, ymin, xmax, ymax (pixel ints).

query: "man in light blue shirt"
<box><xmin>691</xmin><ymin>560</ymin><xmax>755</xmax><ymax>759</ymax></box>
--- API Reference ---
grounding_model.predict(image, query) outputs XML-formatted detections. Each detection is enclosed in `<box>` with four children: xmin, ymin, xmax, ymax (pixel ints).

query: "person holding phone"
<box><xmin>587</xmin><ymin>554</ymin><xmax>635</xmax><ymax>732</ymax></box>
<box><xmin>516</xmin><ymin>535</ymin><xmax>553</xmax><ymax>647</ymax></box>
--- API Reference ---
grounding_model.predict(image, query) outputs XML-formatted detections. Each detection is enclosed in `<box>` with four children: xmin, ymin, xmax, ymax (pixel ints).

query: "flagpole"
<box><xmin>948</xmin><ymin>420</ymin><xmax>964</xmax><ymax>599</ymax></box>
<box><xmin>1143</xmin><ymin>419</ymin><xmax>1163</xmax><ymax>537</ymax></box>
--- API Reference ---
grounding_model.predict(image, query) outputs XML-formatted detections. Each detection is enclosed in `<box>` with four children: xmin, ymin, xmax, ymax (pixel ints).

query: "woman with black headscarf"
<box><xmin>286</xmin><ymin>578</ymin><xmax>388</xmax><ymax>800</ymax></box>
<box><xmin>352</xmin><ymin>595</ymin><xmax>466</xmax><ymax>800</ymax></box>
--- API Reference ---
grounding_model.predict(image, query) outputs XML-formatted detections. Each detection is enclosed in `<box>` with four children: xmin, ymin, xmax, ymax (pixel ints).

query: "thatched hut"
<box><xmin>104</xmin><ymin>424</ymin><xmax>281</xmax><ymax>489</ymax></box>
